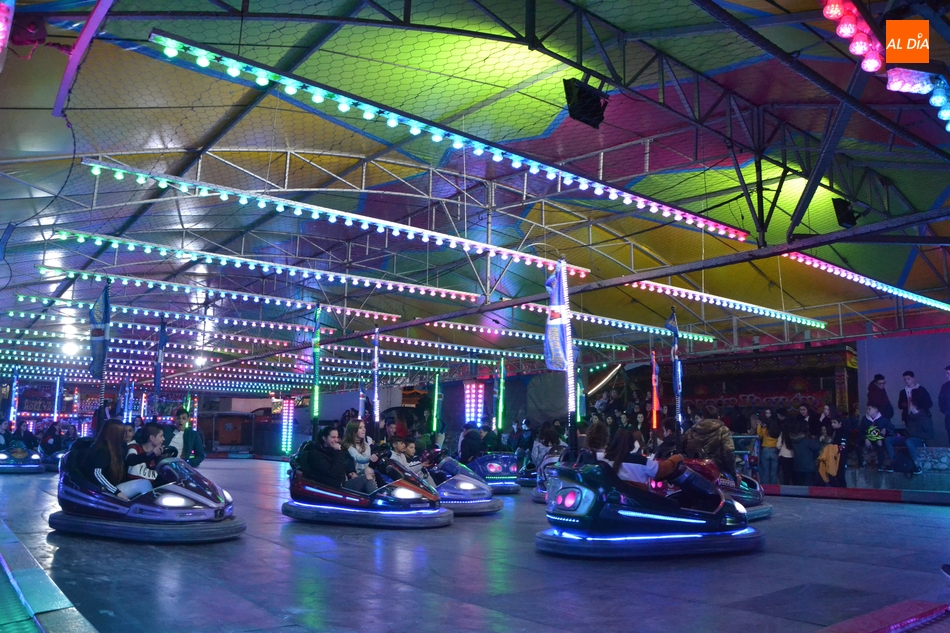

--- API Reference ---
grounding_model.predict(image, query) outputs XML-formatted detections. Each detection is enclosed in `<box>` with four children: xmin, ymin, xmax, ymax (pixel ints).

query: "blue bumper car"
<box><xmin>0</xmin><ymin>443</ymin><xmax>45</xmax><ymax>474</ymax></box>
<box><xmin>429</xmin><ymin>454</ymin><xmax>503</xmax><ymax>516</ymax></box>
<box><xmin>465</xmin><ymin>452</ymin><xmax>521</xmax><ymax>494</ymax></box>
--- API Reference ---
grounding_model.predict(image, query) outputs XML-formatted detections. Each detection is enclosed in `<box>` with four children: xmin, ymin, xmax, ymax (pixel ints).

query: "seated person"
<box><xmin>301</xmin><ymin>426</ymin><xmax>376</xmax><ymax>494</ymax></box>
<box><xmin>585</xmin><ymin>421</ymin><xmax>609</xmax><ymax>460</ymax></box>
<box><xmin>459</xmin><ymin>424</ymin><xmax>482</xmax><ymax>464</ymax></box>
<box><xmin>40</xmin><ymin>422</ymin><xmax>64</xmax><ymax>456</ymax></box>
<box><xmin>122</xmin><ymin>423</ymin><xmax>135</xmax><ymax>445</ymax></box>
<box><xmin>391</xmin><ymin>436</ymin><xmax>436</xmax><ymax>487</ymax></box>
<box><xmin>163</xmin><ymin>408</ymin><xmax>205</xmax><ymax>467</ymax></box>
<box><xmin>80</xmin><ymin>420</ymin><xmax>153</xmax><ymax>500</ymax></box>
<box><xmin>603</xmin><ymin>428</ymin><xmax>682</xmax><ymax>487</ymax></box>
<box><xmin>654</xmin><ymin>418</ymin><xmax>679</xmax><ymax>459</ymax></box>
<box><xmin>0</xmin><ymin>419</ymin><xmax>10</xmax><ymax>448</ymax></box>
<box><xmin>683</xmin><ymin>405</ymin><xmax>737</xmax><ymax>481</ymax></box>
<box><xmin>125</xmin><ymin>422</ymin><xmax>165</xmax><ymax>485</ymax></box>
<box><xmin>11</xmin><ymin>424</ymin><xmax>38</xmax><ymax>450</ymax></box>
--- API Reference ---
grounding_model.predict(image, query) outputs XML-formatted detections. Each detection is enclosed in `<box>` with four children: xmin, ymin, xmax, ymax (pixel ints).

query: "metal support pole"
<box><xmin>311</xmin><ymin>307</ymin><xmax>322</xmax><ymax>441</ymax></box>
<box><xmin>52</xmin><ymin>375</ymin><xmax>62</xmax><ymax>424</ymax></box>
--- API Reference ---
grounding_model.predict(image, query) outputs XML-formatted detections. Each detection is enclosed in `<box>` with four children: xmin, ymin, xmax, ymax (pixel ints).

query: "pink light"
<box><xmin>861</xmin><ymin>50</ymin><xmax>883</xmax><ymax>73</ymax></box>
<box><xmin>849</xmin><ymin>31</ymin><xmax>870</xmax><ymax>55</ymax></box>
<box><xmin>836</xmin><ymin>12</ymin><xmax>857</xmax><ymax>38</ymax></box>
<box><xmin>822</xmin><ymin>0</ymin><xmax>844</xmax><ymax>19</ymax></box>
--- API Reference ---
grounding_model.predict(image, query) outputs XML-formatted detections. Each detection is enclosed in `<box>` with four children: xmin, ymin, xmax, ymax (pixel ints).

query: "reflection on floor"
<box><xmin>2</xmin><ymin>460</ymin><xmax>950</xmax><ymax>633</ymax></box>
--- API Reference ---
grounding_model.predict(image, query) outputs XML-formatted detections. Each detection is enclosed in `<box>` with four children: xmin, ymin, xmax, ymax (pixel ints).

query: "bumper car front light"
<box><xmin>0</xmin><ymin>453</ymin><xmax>7</xmax><ymax>460</ymax></box>
<box><xmin>30</xmin><ymin>454</ymin><xmax>40</xmax><ymax>460</ymax></box>
<box><xmin>486</xmin><ymin>463</ymin><xmax>502</xmax><ymax>474</ymax></box>
<box><xmin>393</xmin><ymin>487</ymin><xmax>422</xmax><ymax>500</ymax></box>
<box><xmin>458</xmin><ymin>481</ymin><xmax>476</xmax><ymax>491</ymax></box>
<box><xmin>733</xmin><ymin>501</ymin><xmax>747</xmax><ymax>514</ymax></box>
<box><xmin>157</xmin><ymin>494</ymin><xmax>192</xmax><ymax>508</ymax></box>
<box><xmin>223</xmin><ymin>489</ymin><xmax>232</xmax><ymax>503</ymax></box>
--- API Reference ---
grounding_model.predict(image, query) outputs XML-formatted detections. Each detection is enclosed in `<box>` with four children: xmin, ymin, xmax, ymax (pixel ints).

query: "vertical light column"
<box><xmin>310</xmin><ymin>307</ymin><xmax>321</xmax><ymax>436</ymax></box>
<box><xmin>8</xmin><ymin>366</ymin><xmax>18</xmax><ymax>426</ymax></box>
<box><xmin>140</xmin><ymin>392</ymin><xmax>146</xmax><ymax>418</ymax></box>
<box><xmin>373</xmin><ymin>326</ymin><xmax>380</xmax><ymax>432</ymax></box>
<box><xmin>432</xmin><ymin>373</ymin><xmax>441</xmax><ymax>433</ymax></box>
<box><xmin>464</xmin><ymin>382</ymin><xmax>485</xmax><ymax>424</ymax></box>
<box><xmin>281</xmin><ymin>397</ymin><xmax>295</xmax><ymax>454</ymax></box>
<box><xmin>496</xmin><ymin>359</ymin><xmax>505</xmax><ymax>431</ymax></box>
<box><xmin>52</xmin><ymin>375</ymin><xmax>62</xmax><ymax>424</ymax></box>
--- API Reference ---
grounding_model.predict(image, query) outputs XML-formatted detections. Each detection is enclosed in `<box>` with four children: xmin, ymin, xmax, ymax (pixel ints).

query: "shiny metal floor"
<box><xmin>2</xmin><ymin>460</ymin><xmax>950</xmax><ymax>633</ymax></box>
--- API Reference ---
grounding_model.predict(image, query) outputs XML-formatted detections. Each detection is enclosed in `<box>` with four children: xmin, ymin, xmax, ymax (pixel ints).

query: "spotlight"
<box><xmin>563</xmin><ymin>78</ymin><xmax>609</xmax><ymax>129</ymax></box>
<box><xmin>832</xmin><ymin>198</ymin><xmax>857</xmax><ymax>229</ymax></box>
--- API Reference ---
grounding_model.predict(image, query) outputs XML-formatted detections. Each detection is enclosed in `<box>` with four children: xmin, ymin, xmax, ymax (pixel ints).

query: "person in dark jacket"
<box><xmin>789</xmin><ymin>422</ymin><xmax>821</xmax><ymax>485</ymax></box>
<box><xmin>302</xmin><ymin>426</ymin><xmax>376</xmax><ymax>493</ymax></box>
<box><xmin>898</xmin><ymin>370</ymin><xmax>934</xmax><ymax>425</ymax></box>
<box><xmin>163</xmin><ymin>408</ymin><xmax>206</xmax><ymax>467</ymax></box>
<box><xmin>40</xmin><ymin>422</ymin><xmax>63</xmax><ymax>456</ymax></box>
<box><xmin>867</xmin><ymin>374</ymin><xmax>895</xmax><ymax>420</ymax></box>
<box><xmin>80</xmin><ymin>420</ymin><xmax>153</xmax><ymax>499</ymax></box>
<box><xmin>683</xmin><ymin>405</ymin><xmax>737</xmax><ymax>481</ymax></box>
<box><xmin>895</xmin><ymin>371</ymin><xmax>933</xmax><ymax>475</ymax></box>
<box><xmin>459</xmin><ymin>424</ymin><xmax>482</xmax><ymax>464</ymax></box>
<box><xmin>939</xmin><ymin>365</ymin><xmax>950</xmax><ymax>445</ymax></box>
<box><xmin>0</xmin><ymin>420</ymin><xmax>10</xmax><ymax>448</ymax></box>
<box><xmin>798</xmin><ymin>404</ymin><xmax>821</xmax><ymax>439</ymax></box>
<box><xmin>10</xmin><ymin>423</ymin><xmax>38</xmax><ymax>450</ymax></box>
<box><xmin>479</xmin><ymin>424</ymin><xmax>501</xmax><ymax>452</ymax></box>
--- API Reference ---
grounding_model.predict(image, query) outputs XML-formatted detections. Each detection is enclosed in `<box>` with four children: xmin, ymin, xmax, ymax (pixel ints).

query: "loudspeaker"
<box><xmin>832</xmin><ymin>198</ymin><xmax>856</xmax><ymax>229</ymax></box>
<box><xmin>563</xmin><ymin>78</ymin><xmax>608</xmax><ymax>129</ymax></box>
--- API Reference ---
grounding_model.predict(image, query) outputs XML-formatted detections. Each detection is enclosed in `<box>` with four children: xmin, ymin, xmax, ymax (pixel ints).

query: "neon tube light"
<box><xmin>281</xmin><ymin>397</ymin><xmax>295</xmax><ymax>455</ymax></box>
<box><xmin>147</xmin><ymin>30</ymin><xmax>748</xmax><ymax>244</ymax></box>
<box><xmin>784</xmin><ymin>252</ymin><xmax>950</xmax><ymax>313</ymax></box>
<box><xmin>319</xmin><ymin>357</ymin><xmax>449</xmax><ymax>372</ymax></box>
<box><xmin>56</xmin><ymin>229</ymin><xmax>483</xmax><ymax>304</ymax></box>
<box><xmin>374</xmin><ymin>334</ymin><xmax>544</xmax><ymax>360</ymax></box>
<box><xmin>521</xmin><ymin>303</ymin><xmax>717</xmax><ymax>343</ymax></box>
<box><xmin>81</xmin><ymin>159</ymin><xmax>590</xmax><ymax>278</ymax></box>
<box><xmin>425</xmin><ymin>320</ymin><xmax>627</xmax><ymax>350</ymax></box>
<box><xmin>588</xmin><ymin>363</ymin><xmax>623</xmax><ymax>395</ymax></box>
<box><xmin>323</xmin><ymin>344</ymin><xmax>500</xmax><ymax>365</ymax></box>
<box><xmin>626</xmin><ymin>280</ymin><xmax>826</xmax><ymax>328</ymax></box>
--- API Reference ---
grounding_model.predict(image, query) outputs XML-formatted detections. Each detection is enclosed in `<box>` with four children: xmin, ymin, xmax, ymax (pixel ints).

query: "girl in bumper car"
<box><xmin>81</xmin><ymin>420</ymin><xmax>153</xmax><ymax>501</ymax></box>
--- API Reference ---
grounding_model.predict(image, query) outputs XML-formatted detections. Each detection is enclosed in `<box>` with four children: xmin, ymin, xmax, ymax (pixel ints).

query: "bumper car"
<box><xmin>0</xmin><ymin>442</ymin><xmax>46</xmax><ymax>473</ymax></box>
<box><xmin>654</xmin><ymin>459</ymin><xmax>772</xmax><ymax>521</ymax></box>
<box><xmin>465</xmin><ymin>452</ymin><xmax>521</xmax><ymax>494</ymax></box>
<box><xmin>49</xmin><ymin>439</ymin><xmax>245</xmax><ymax>543</ymax></box>
<box><xmin>282</xmin><ymin>449</ymin><xmax>453</xmax><ymax>529</ymax></box>
<box><xmin>531</xmin><ymin>448</ymin><xmax>566</xmax><ymax>504</ymax></box>
<box><xmin>427</xmin><ymin>453</ymin><xmax>503</xmax><ymax>516</ymax></box>
<box><xmin>41</xmin><ymin>449</ymin><xmax>67</xmax><ymax>472</ymax></box>
<box><xmin>517</xmin><ymin>463</ymin><xmax>537</xmax><ymax>487</ymax></box>
<box><xmin>536</xmin><ymin>460</ymin><xmax>763</xmax><ymax>558</ymax></box>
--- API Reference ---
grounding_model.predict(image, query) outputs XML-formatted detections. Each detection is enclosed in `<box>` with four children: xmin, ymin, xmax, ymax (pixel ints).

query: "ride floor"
<box><xmin>2</xmin><ymin>460</ymin><xmax>950</xmax><ymax>633</ymax></box>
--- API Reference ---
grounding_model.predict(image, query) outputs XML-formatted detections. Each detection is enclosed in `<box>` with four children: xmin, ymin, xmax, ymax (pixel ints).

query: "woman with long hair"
<box><xmin>81</xmin><ymin>420</ymin><xmax>153</xmax><ymax>500</ymax></box>
<box><xmin>603</xmin><ymin>428</ymin><xmax>681</xmax><ymax>485</ymax></box>
<box><xmin>341</xmin><ymin>419</ymin><xmax>377</xmax><ymax>476</ymax></box>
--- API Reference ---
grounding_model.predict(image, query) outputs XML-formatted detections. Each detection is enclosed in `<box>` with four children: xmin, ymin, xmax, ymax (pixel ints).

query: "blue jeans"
<box><xmin>885</xmin><ymin>436</ymin><xmax>923</xmax><ymax>464</ymax></box>
<box><xmin>759</xmin><ymin>447</ymin><xmax>779</xmax><ymax>485</ymax></box>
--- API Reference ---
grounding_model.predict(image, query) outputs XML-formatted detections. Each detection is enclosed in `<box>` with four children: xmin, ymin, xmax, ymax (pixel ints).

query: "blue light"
<box><xmin>387</xmin><ymin>116</ymin><xmax>399</xmax><ymax>127</ymax></box>
<box><xmin>544</xmin><ymin>527</ymin><xmax>754</xmax><ymax>542</ymax></box>
<box><xmin>617</xmin><ymin>509</ymin><xmax>706</xmax><ymax>524</ymax></box>
<box><xmin>289</xmin><ymin>501</ymin><xmax>442</xmax><ymax>516</ymax></box>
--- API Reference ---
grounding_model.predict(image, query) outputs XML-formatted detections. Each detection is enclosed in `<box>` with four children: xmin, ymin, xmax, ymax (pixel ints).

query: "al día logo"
<box><xmin>886</xmin><ymin>20</ymin><xmax>929</xmax><ymax>63</ymax></box>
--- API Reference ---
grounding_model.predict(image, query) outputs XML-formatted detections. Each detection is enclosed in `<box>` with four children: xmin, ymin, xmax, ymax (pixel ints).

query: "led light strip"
<box><xmin>626</xmin><ymin>281</ymin><xmax>826</xmax><ymax>328</ymax></box>
<box><xmin>37</xmin><ymin>267</ymin><xmax>402</xmax><ymax>323</ymax></box>
<box><xmin>56</xmin><ymin>229</ymin><xmax>483</xmax><ymax>303</ymax></box>
<box><xmin>148</xmin><ymin>31</ymin><xmax>749</xmax><ymax>244</ymax></box>
<box><xmin>14</xmin><ymin>295</ymin><xmax>330</xmax><ymax>333</ymax></box>
<box><xmin>424</xmin><ymin>320</ymin><xmax>628</xmax><ymax>350</ymax></box>
<box><xmin>520</xmin><ymin>303</ymin><xmax>717</xmax><ymax>343</ymax></box>
<box><xmin>82</xmin><ymin>159</ymin><xmax>590</xmax><ymax>277</ymax></box>
<box><xmin>783</xmin><ymin>252</ymin><xmax>950</xmax><ymax>313</ymax></box>
<box><xmin>373</xmin><ymin>334</ymin><xmax>545</xmax><ymax>360</ymax></box>
<box><xmin>320</xmin><ymin>356</ymin><xmax>450</xmax><ymax>372</ymax></box>
<box><xmin>323</xmin><ymin>343</ymin><xmax>500</xmax><ymax>365</ymax></box>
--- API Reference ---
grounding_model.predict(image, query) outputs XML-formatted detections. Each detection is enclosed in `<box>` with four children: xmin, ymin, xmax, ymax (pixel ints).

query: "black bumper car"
<box><xmin>428</xmin><ymin>454</ymin><xmax>503</xmax><ymax>516</ymax></box>
<box><xmin>465</xmin><ymin>452</ymin><xmax>521</xmax><ymax>494</ymax></box>
<box><xmin>0</xmin><ymin>443</ymin><xmax>46</xmax><ymax>474</ymax></box>
<box><xmin>282</xmin><ymin>451</ymin><xmax>453</xmax><ymax>529</ymax></box>
<box><xmin>536</xmin><ymin>460</ymin><xmax>763</xmax><ymax>558</ymax></box>
<box><xmin>531</xmin><ymin>448</ymin><xmax>565</xmax><ymax>504</ymax></box>
<box><xmin>49</xmin><ymin>440</ymin><xmax>245</xmax><ymax>543</ymax></box>
<box><xmin>41</xmin><ymin>449</ymin><xmax>66</xmax><ymax>473</ymax></box>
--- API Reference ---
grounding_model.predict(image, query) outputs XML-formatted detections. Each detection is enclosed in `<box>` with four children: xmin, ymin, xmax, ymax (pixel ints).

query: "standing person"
<box><xmin>594</xmin><ymin>391</ymin><xmax>608</xmax><ymax>415</ymax></box>
<box><xmin>756</xmin><ymin>412</ymin><xmax>780</xmax><ymax>485</ymax></box>
<box><xmin>818</xmin><ymin>404</ymin><xmax>835</xmax><ymax>437</ymax></box>
<box><xmin>683</xmin><ymin>405</ymin><xmax>737</xmax><ymax>482</ymax></box>
<box><xmin>479</xmin><ymin>423</ymin><xmax>501</xmax><ymax>452</ymax></box>
<box><xmin>799</xmin><ymin>404</ymin><xmax>821</xmax><ymax>438</ymax></box>
<box><xmin>163</xmin><ymin>408</ymin><xmax>205</xmax><ymax>467</ymax></box>
<box><xmin>939</xmin><ymin>365</ymin><xmax>950</xmax><ymax>444</ymax></box>
<box><xmin>867</xmin><ymin>374</ymin><xmax>895</xmax><ymax>420</ymax></box>
<box><xmin>897</xmin><ymin>371</ymin><xmax>933</xmax><ymax>475</ymax></box>
<box><xmin>790</xmin><ymin>421</ymin><xmax>821</xmax><ymax>485</ymax></box>
<box><xmin>775</xmin><ymin>408</ymin><xmax>795</xmax><ymax>485</ymax></box>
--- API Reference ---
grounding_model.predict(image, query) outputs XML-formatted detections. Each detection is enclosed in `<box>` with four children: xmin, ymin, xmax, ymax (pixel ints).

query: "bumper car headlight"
<box><xmin>393</xmin><ymin>487</ymin><xmax>422</xmax><ymax>500</ymax></box>
<box><xmin>458</xmin><ymin>481</ymin><xmax>476</xmax><ymax>491</ymax></box>
<box><xmin>30</xmin><ymin>454</ymin><xmax>40</xmax><ymax>460</ymax></box>
<box><xmin>157</xmin><ymin>494</ymin><xmax>192</xmax><ymax>508</ymax></box>
<box><xmin>486</xmin><ymin>463</ymin><xmax>502</xmax><ymax>473</ymax></box>
<box><xmin>733</xmin><ymin>500</ymin><xmax>747</xmax><ymax>514</ymax></box>
<box><xmin>0</xmin><ymin>453</ymin><xmax>8</xmax><ymax>460</ymax></box>
<box><xmin>223</xmin><ymin>489</ymin><xmax>232</xmax><ymax>503</ymax></box>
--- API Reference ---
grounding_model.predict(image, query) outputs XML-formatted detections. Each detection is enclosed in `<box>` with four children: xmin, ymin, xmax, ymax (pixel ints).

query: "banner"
<box><xmin>651</xmin><ymin>350</ymin><xmax>660</xmax><ymax>431</ymax></box>
<box><xmin>154</xmin><ymin>319</ymin><xmax>168</xmax><ymax>394</ymax></box>
<box><xmin>544</xmin><ymin>262</ymin><xmax>571</xmax><ymax>372</ymax></box>
<box><xmin>665</xmin><ymin>307</ymin><xmax>683</xmax><ymax>433</ymax></box>
<box><xmin>88</xmin><ymin>284</ymin><xmax>110</xmax><ymax>380</ymax></box>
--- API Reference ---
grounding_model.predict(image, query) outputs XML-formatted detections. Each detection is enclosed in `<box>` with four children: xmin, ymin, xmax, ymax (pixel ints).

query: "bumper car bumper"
<box><xmin>441</xmin><ymin>497</ymin><xmax>503</xmax><ymax>516</ymax></box>
<box><xmin>517</xmin><ymin>476</ymin><xmax>537</xmax><ymax>487</ymax></box>
<box><xmin>535</xmin><ymin>525</ymin><xmax>763</xmax><ymax>558</ymax></box>
<box><xmin>48</xmin><ymin>511</ymin><xmax>246</xmax><ymax>543</ymax></box>
<box><xmin>744</xmin><ymin>502</ymin><xmax>773</xmax><ymax>521</ymax></box>
<box><xmin>531</xmin><ymin>488</ymin><xmax>547</xmax><ymax>504</ymax></box>
<box><xmin>0</xmin><ymin>463</ymin><xmax>46</xmax><ymax>474</ymax></box>
<box><xmin>487</xmin><ymin>480</ymin><xmax>521</xmax><ymax>495</ymax></box>
<box><xmin>281</xmin><ymin>500</ymin><xmax>453</xmax><ymax>528</ymax></box>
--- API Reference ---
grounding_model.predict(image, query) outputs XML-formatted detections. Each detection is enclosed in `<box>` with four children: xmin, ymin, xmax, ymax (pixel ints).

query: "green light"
<box><xmin>136</xmin><ymin>174</ymin><xmax>146</xmax><ymax>184</ymax></box>
<box><xmin>114</xmin><ymin>171</ymin><xmax>124</xmax><ymax>180</ymax></box>
<box><xmin>311</xmin><ymin>90</ymin><xmax>325</xmax><ymax>104</ymax></box>
<box><xmin>432</xmin><ymin>373</ymin><xmax>440</xmax><ymax>433</ymax></box>
<box><xmin>226</xmin><ymin>64</ymin><xmax>240</xmax><ymax>77</ymax></box>
<box><xmin>77</xmin><ymin>236</ymin><xmax>85</xmax><ymax>243</ymax></box>
<box><xmin>94</xmin><ymin>238</ymin><xmax>103</xmax><ymax>246</ymax></box>
<box><xmin>163</xmin><ymin>46</ymin><xmax>178</xmax><ymax>58</ymax></box>
<box><xmin>90</xmin><ymin>165</ymin><xmax>101</xmax><ymax>176</ymax></box>
<box><xmin>255</xmin><ymin>73</ymin><xmax>268</xmax><ymax>87</ymax></box>
<box><xmin>196</xmin><ymin>55</ymin><xmax>210</xmax><ymax>68</ymax></box>
<box><xmin>496</xmin><ymin>359</ymin><xmax>505</xmax><ymax>431</ymax></box>
<box><xmin>158</xmin><ymin>179</ymin><xmax>168</xmax><ymax>189</ymax></box>
<box><xmin>284</xmin><ymin>83</ymin><xmax>297</xmax><ymax>96</ymax></box>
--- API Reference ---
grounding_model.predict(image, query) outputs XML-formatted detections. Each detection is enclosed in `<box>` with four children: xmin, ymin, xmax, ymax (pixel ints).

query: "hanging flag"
<box><xmin>665</xmin><ymin>307</ymin><xmax>679</xmax><ymax>362</ymax></box>
<box><xmin>154</xmin><ymin>319</ymin><xmax>168</xmax><ymax>394</ymax></box>
<box><xmin>665</xmin><ymin>307</ymin><xmax>684</xmax><ymax>430</ymax></box>
<box><xmin>544</xmin><ymin>262</ymin><xmax>571</xmax><ymax>372</ymax></box>
<box><xmin>88</xmin><ymin>284</ymin><xmax>110</xmax><ymax>380</ymax></box>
